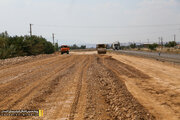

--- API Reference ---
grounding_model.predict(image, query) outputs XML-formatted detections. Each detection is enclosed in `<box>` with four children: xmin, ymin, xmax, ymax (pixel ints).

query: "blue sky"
<box><xmin>0</xmin><ymin>0</ymin><xmax>180</xmax><ymax>45</ymax></box>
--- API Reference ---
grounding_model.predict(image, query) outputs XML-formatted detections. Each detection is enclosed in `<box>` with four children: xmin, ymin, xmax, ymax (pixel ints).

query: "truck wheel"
<box><xmin>61</xmin><ymin>52</ymin><xmax>63</xmax><ymax>54</ymax></box>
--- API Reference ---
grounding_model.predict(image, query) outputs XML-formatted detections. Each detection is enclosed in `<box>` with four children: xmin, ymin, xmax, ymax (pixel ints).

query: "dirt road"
<box><xmin>0</xmin><ymin>52</ymin><xmax>179</xmax><ymax>120</ymax></box>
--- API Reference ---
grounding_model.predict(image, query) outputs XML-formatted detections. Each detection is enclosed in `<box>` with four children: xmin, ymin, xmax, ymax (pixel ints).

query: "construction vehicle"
<box><xmin>61</xmin><ymin>45</ymin><xmax>70</xmax><ymax>54</ymax></box>
<box><xmin>112</xmin><ymin>41</ymin><xmax>120</xmax><ymax>50</ymax></box>
<box><xmin>96</xmin><ymin>44</ymin><xmax>107</xmax><ymax>54</ymax></box>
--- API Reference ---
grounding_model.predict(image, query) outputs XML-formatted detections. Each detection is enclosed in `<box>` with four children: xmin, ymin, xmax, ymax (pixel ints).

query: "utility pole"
<box><xmin>52</xmin><ymin>33</ymin><xmax>55</xmax><ymax>45</ymax></box>
<box><xmin>158</xmin><ymin>37</ymin><xmax>161</xmax><ymax>45</ymax></box>
<box><xmin>161</xmin><ymin>37</ymin><xmax>163</xmax><ymax>49</ymax></box>
<box><xmin>57</xmin><ymin>40</ymin><xmax>59</xmax><ymax>50</ymax></box>
<box><xmin>30</xmin><ymin>24</ymin><xmax>32</xmax><ymax>36</ymax></box>
<box><xmin>174</xmin><ymin>34</ymin><xmax>176</xmax><ymax>42</ymax></box>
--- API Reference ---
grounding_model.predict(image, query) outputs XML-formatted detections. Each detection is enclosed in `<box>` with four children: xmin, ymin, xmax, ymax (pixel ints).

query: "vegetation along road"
<box><xmin>0</xmin><ymin>52</ymin><xmax>179</xmax><ymax>120</ymax></box>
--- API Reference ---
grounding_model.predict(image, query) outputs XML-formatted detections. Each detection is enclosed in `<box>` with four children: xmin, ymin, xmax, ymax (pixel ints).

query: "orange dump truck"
<box><xmin>61</xmin><ymin>45</ymin><xmax>70</xmax><ymax>54</ymax></box>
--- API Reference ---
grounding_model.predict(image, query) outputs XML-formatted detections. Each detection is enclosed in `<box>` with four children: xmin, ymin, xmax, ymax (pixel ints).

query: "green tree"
<box><xmin>165</xmin><ymin>41</ymin><xmax>177</xmax><ymax>47</ymax></box>
<box><xmin>44</xmin><ymin>41</ymin><xmax>55</xmax><ymax>54</ymax></box>
<box><xmin>70</xmin><ymin>44</ymin><xmax>79</xmax><ymax>49</ymax></box>
<box><xmin>0</xmin><ymin>31</ymin><xmax>9</xmax><ymax>38</ymax></box>
<box><xmin>148</xmin><ymin>43</ymin><xmax>158</xmax><ymax>50</ymax></box>
<box><xmin>130</xmin><ymin>43</ymin><xmax>136</xmax><ymax>48</ymax></box>
<box><xmin>54</xmin><ymin>43</ymin><xmax>59</xmax><ymax>51</ymax></box>
<box><xmin>0</xmin><ymin>31</ymin><xmax>55</xmax><ymax>59</ymax></box>
<box><xmin>80</xmin><ymin>45</ymin><xmax>86</xmax><ymax>49</ymax></box>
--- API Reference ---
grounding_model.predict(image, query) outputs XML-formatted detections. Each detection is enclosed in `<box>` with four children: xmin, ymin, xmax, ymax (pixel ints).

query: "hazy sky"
<box><xmin>0</xmin><ymin>0</ymin><xmax>180</xmax><ymax>45</ymax></box>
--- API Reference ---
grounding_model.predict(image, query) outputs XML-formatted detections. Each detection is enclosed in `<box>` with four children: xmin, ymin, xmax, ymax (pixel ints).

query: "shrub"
<box><xmin>165</xmin><ymin>41</ymin><xmax>177</xmax><ymax>47</ymax></box>
<box><xmin>130</xmin><ymin>43</ymin><xmax>136</xmax><ymax>48</ymax></box>
<box><xmin>148</xmin><ymin>43</ymin><xmax>158</xmax><ymax>50</ymax></box>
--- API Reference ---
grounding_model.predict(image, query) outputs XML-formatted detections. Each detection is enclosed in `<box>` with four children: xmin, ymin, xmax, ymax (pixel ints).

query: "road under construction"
<box><xmin>0</xmin><ymin>51</ymin><xmax>179</xmax><ymax>120</ymax></box>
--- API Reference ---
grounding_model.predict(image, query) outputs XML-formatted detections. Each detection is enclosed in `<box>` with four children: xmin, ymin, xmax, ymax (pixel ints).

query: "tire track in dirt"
<box><xmin>0</xmin><ymin>55</ymin><xmax>70</xmax><ymax>91</ymax></box>
<box><xmin>73</xmin><ymin>55</ymin><xmax>93</xmax><ymax>120</ymax></box>
<box><xmin>68</xmin><ymin>65</ymin><xmax>85</xmax><ymax>120</ymax></box>
<box><xmin>9</xmin><ymin>62</ymin><xmax>76</xmax><ymax>110</ymax></box>
<box><xmin>0</xmin><ymin>55</ymin><xmax>70</xmax><ymax>83</ymax></box>
<box><xmin>0</xmin><ymin>55</ymin><xmax>75</xmax><ymax>109</ymax></box>
<box><xmin>28</xmin><ymin>62</ymin><xmax>77</xmax><ymax>109</ymax></box>
<box><xmin>69</xmin><ymin>55</ymin><xmax>92</xmax><ymax>120</ymax></box>
<box><xmin>43</xmin><ymin>55</ymin><xmax>88</xmax><ymax>120</ymax></box>
<box><xmin>0</xmin><ymin>55</ymin><xmax>81</xmax><ymax>120</ymax></box>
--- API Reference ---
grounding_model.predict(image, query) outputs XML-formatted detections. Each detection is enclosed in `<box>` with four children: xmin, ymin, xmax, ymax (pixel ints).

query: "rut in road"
<box><xmin>0</xmin><ymin>55</ymin><xmax>79</xmax><ymax>120</ymax></box>
<box><xmin>69</xmin><ymin>55</ymin><xmax>92</xmax><ymax>120</ymax></box>
<box><xmin>0</xmin><ymin>54</ymin><xmax>155</xmax><ymax>120</ymax></box>
<box><xmin>0</xmin><ymin>55</ymin><xmax>73</xmax><ymax>109</ymax></box>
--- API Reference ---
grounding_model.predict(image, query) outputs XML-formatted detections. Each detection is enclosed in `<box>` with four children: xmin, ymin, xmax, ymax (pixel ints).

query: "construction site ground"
<box><xmin>0</xmin><ymin>51</ymin><xmax>179</xmax><ymax>120</ymax></box>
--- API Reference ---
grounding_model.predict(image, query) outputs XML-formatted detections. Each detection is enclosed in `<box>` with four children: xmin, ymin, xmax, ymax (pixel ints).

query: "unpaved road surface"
<box><xmin>110</xmin><ymin>53</ymin><xmax>180</xmax><ymax>120</ymax></box>
<box><xmin>0</xmin><ymin>52</ymin><xmax>179</xmax><ymax>120</ymax></box>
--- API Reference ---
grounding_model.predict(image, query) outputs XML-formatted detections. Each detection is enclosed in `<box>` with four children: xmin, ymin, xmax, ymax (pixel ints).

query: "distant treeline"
<box><xmin>70</xmin><ymin>44</ymin><xmax>86</xmax><ymax>49</ymax></box>
<box><xmin>0</xmin><ymin>31</ymin><xmax>55</xmax><ymax>59</ymax></box>
<box><xmin>122</xmin><ymin>41</ymin><xmax>177</xmax><ymax>50</ymax></box>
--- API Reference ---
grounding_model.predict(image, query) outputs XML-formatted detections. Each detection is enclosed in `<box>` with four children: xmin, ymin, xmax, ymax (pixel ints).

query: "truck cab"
<box><xmin>112</xmin><ymin>42</ymin><xmax>120</xmax><ymax>50</ymax></box>
<box><xmin>61</xmin><ymin>45</ymin><xmax>70</xmax><ymax>54</ymax></box>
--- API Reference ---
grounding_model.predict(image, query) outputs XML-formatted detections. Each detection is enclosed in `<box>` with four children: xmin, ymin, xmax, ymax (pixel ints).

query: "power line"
<box><xmin>29</xmin><ymin>23</ymin><xmax>180</xmax><ymax>43</ymax></box>
<box><xmin>174</xmin><ymin>34</ymin><xmax>176</xmax><ymax>42</ymax></box>
<box><xmin>34</xmin><ymin>24</ymin><xmax>180</xmax><ymax>29</ymax></box>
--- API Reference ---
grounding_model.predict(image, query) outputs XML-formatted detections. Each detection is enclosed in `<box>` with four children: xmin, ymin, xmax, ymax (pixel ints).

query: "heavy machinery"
<box><xmin>96</xmin><ymin>44</ymin><xmax>107</xmax><ymax>54</ymax></box>
<box><xmin>112</xmin><ymin>41</ymin><xmax>120</xmax><ymax>50</ymax></box>
<box><xmin>61</xmin><ymin>45</ymin><xmax>70</xmax><ymax>54</ymax></box>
